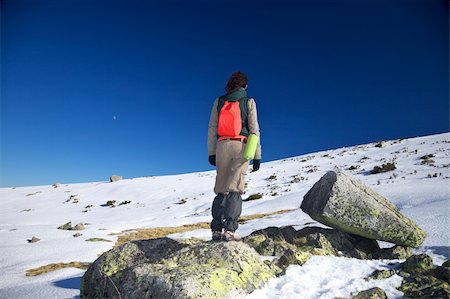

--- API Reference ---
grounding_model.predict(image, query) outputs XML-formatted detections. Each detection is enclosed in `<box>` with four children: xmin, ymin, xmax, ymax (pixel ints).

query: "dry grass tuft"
<box><xmin>114</xmin><ymin>209</ymin><xmax>294</xmax><ymax>247</ymax></box>
<box><xmin>26</xmin><ymin>261</ymin><xmax>91</xmax><ymax>276</ymax></box>
<box><xmin>238</xmin><ymin>209</ymin><xmax>294</xmax><ymax>222</ymax></box>
<box><xmin>114</xmin><ymin>222</ymin><xmax>211</xmax><ymax>247</ymax></box>
<box><xmin>85</xmin><ymin>237</ymin><xmax>112</xmax><ymax>242</ymax></box>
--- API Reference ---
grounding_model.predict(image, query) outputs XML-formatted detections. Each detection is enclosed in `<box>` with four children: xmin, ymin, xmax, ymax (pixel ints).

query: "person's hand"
<box><xmin>209</xmin><ymin>155</ymin><xmax>216</xmax><ymax>166</ymax></box>
<box><xmin>252</xmin><ymin>159</ymin><xmax>260</xmax><ymax>172</ymax></box>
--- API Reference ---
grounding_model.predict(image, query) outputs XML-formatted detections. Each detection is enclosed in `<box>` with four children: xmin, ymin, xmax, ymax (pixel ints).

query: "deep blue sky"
<box><xmin>1</xmin><ymin>0</ymin><xmax>448</xmax><ymax>187</ymax></box>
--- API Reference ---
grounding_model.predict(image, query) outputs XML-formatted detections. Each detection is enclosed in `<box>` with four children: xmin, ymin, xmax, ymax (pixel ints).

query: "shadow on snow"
<box><xmin>53</xmin><ymin>275</ymin><xmax>81</xmax><ymax>290</ymax></box>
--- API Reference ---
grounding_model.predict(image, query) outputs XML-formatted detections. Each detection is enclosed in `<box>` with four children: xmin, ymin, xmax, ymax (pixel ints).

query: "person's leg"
<box><xmin>222</xmin><ymin>142</ymin><xmax>249</xmax><ymax>241</ymax></box>
<box><xmin>223</xmin><ymin>192</ymin><xmax>242</xmax><ymax>232</ymax></box>
<box><xmin>214</xmin><ymin>140</ymin><xmax>248</xmax><ymax>241</ymax></box>
<box><xmin>211</xmin><ymin>141</ymin><xmax>232</xmax><ymax>240</ymax></box>
<box><xmin>225</xmin><ymin>141</ymin><xmax>249</xmax><ymax>194</ymax></box>
<box><xmin>210</xmin><ymin>193</ymin><xmax>225</xmax><ymax>233</ymax></box>
<box><xmin>214</xmin><ymin>141</ymin><xmax>232</xmax><ymax>194</ymax></box>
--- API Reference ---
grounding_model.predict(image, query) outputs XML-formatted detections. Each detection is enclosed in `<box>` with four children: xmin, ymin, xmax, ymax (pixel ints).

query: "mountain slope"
<box><xmin>0</xmin><ymin>132</ymin><xmax>449</xmax><ymax>298</ymax></box>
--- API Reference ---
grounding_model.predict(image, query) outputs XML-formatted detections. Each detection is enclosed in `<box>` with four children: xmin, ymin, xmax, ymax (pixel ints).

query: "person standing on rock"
<box><xmin>207</xmin><ymin>71</ymin><xmax>262</xmax><ymax>241</ymax></box>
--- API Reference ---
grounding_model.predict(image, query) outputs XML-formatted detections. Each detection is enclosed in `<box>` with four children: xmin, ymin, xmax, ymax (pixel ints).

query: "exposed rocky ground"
<box><xmin>82</xmin><ymin>169</ymin><xmax>449</xmax><ymax>298</ymax></box>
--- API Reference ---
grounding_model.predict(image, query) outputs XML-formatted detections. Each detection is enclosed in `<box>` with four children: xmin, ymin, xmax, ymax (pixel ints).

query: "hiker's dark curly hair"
<box><xmin>225</xmin><ymin>71</ymin><xmax>248</xmax><ymax>93</ymax></box>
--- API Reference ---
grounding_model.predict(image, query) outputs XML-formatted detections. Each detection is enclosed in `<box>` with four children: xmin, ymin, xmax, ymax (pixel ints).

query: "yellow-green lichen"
<box><xmin>370</xmin><ymin>209</ymin><xmax>380</xmax><ymax>217</ymax></box>
<box><xmin>296</xmin><ymin>251</ymin><xmax>312</xmax><ymax>264</ymax></box>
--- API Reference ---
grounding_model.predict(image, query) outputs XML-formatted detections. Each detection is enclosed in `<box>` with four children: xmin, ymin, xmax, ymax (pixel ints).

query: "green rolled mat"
<box><xmin>244</xmin><ymin>134</ymin><xmax>259</xmax><ymax>160</ymax></box>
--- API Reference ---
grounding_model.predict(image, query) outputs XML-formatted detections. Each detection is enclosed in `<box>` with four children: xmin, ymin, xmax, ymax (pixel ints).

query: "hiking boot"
<box><xmin>212</xmin><ymin>231</ymin><xmax>223</xmax><ymax>241</ymax></box>
<box><xmin>223</xmin><ymin>230</ymin><xmax>241</xmax><ymax>242</ymax></box>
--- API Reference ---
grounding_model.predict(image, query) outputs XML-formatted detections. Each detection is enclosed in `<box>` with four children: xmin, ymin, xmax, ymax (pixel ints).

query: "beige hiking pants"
<box><xmin>214</xmin><ymin>140</ymin><xmax>249</xmax><ymax>194</ymax></box>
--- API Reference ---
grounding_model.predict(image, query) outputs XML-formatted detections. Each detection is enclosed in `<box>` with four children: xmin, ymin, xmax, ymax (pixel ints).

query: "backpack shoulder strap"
<box><xmin>217</xmin><ymin>95</ymin><xmax>227</xmax><ymax>114</ymax></box>
<box><xmin>239</xmin><ymin>96</ymin><xmax>249</xmax><ymax>116</ymax></box>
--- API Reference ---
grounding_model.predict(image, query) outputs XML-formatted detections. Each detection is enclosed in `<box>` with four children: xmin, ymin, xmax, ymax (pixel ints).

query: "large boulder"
<box><xmin>300</xmin><ymin>170</ymin><xmax>426</xmax><ymax>247</ymax></box>
<box><xmin>81</xmin><ymin>237</ymin><xmax>272</xmax><ymax>299</ymax></box>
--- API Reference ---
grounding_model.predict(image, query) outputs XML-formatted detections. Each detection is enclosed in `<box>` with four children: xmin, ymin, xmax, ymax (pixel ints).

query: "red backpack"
<box><xmin>218</xmin><ymin>100</ymin><xmax>242</xmax><ymax>138</ymax></box>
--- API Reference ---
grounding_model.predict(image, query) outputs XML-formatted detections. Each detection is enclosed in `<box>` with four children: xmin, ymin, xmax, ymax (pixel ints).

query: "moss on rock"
<box><xmin>352</xmin><ymin>287</ymin><xmax>387</xmax><ymax>299</ymax></box>
<box><xmin>371</xmin><ymin>245</ymin><xmax>412</xmax><ymax>260</ymax></box>
<box><xmin>81</xmin><ymin>238</ymin><xmax>272</xmax><ymax>299</ymax></box>
<box><xmin>295</xmin><ymin>226</ymin><xmax>379</xmax><ymax>259</ymax></box>
<box><xmin>366</xmin><ymin>269</ymin><xmax>396</xmax><ymax>280</ymax></box>
<box><xmin>244</xmin><ymin>225</ymin><xmax>389</xmax><ymax>262</ymax></box>
<box><xmin>243</xmin><ymin>226</ymin><xmax>299</xmax><ymax>257</ymax></box>
<box><xmin>398</xmin><ymin>275</ymin><xmax>450</xmax><ymax>298</ymax></box>
<box><xmin>277</xmin><ymin>249</ymin><xmax>311</xmax><ymax>273</ymax></box>
<box><xmin>402</xmin><ymin>254</ymin><xmax>434</xmax><ymax>274</ymax></box>
<box><xmin>396</xmin><ymin>254</ymin><xmax>450</xmax><ymax>298</ymax></box>
<box><xmin>301</xmin><ymin>171</ymin><xmax>426</xmax><ymax>247</ymax></box>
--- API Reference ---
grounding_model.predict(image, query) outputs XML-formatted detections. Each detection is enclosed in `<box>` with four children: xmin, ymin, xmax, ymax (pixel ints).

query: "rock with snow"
<box><xmin>371</xmin><ymin>245</ymin><xmax>412</xmax><ymax>260</ymax></box>
<box><xmin>1</xmin><ymin>133</ymin><xmax>449</xmax><ymax>299</ymax></box>
<box><xmin>401</xmin><ymin>254</ymin><xmax>434</xmax><ymax>274</ymax></box>
<box><xmin>72</xmin><ymin>223</ymin><xmax>85</xmax><ymax>230</ymax></box>
<box><xmin>81</xmin><ymin>237</ymin><xmax>273</xmax><ymax>299</ymax></box>
<box><xmin>366</xmin><ymin>269</ymin><xmax>396</xmax><ymax>280</ymax></box>
<box><xmin>110</xmin><ymin>175</ymin><xmax>123</xmax><ymax>182</ymax></box>
<box><xmin>352</xmin><ymin>287</ymin><xmax>387</xmax><ymax>299</ymax></box>
<box><xmin>244</xmin><ymin>226</ymin><xmax>298</xmax><ymax>257</ymax></box>
<box><xmin>398</xmin><ymin>275</ymin><xmax>450</xmax><ymax>298</ymax></box>
<box><xmin>277</xmin><ymin>248</ymin><xmax>311</xmax><ymax>269</ymax></box>
<box><xmin>396</xmin><ymin>254</ymin><xmax>450</xmax><ymax>298</ymax></box>
<box><xmin>27</xmin><ymin>236</ymin><xmax>40</xmax><ymax>243</ymax></box>
<box><xmin>294</xmin><ymin>226</ymin><xmax>380</xmax><ymax>257</ymax></box>
<box><xmin>57</xmin><ymin>221</ymin><xmax>85</xmax><ymax>231</ymax></box>
<box><xmin>243</xmin><ymin>225</ymin><xmax>397</xmax><ymax>262</ymax></box>
<box><xmin>300</xmin><ymin>170</ymin><xmax>426</xmax><ymax>247</ymax></box>
<box><xmin>57</xmin><ymin>221</ymin><xmax>73</xmax><ymax>230</ymax></box>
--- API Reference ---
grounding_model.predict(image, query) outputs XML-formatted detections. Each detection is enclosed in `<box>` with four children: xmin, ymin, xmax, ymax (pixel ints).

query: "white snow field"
<box><xmin>0</xmin><ymin>132</ymin><xmax>449</xmax><ymax>299</ymax></box>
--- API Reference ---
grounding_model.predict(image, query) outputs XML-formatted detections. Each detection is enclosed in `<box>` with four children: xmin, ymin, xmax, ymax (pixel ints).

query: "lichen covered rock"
<box><xmin>81</xmin><ymin>238</ymin><xmax>272</xmax><ymax>299</ymax></box>
<box><xmin>366</xmin><ymin>269</ymin><xmax>396</xmax><ymax>280</ymax></box>
<box><xmin>395</xmin><ymin>254</ymin><xmax>450</xmax><ymax>298</ymax></box>
<box><xmin>371</xmin><ymin>245</ymin><xmax>412</xmax><ymax>260</ymax></box>
<box><xmin>73</xmin><ymin>223</ymin><xmax>85</xmax><ymax>230</ymax></box>
<box><xmin>294</xmin><ymin>226</ymin><xmax>380</xmax><ymax>258</ymax></box>
<box><xmin>57</xmin><ymin>221</ymin><xmax>73</xmax><ymax>230</ymax></box>
<box><xmin>244</xmin><ymin>225</ymin><xmax>385</xmax><ymax>262</ymax></box>
<box><xmin>401</xmin><ymin>254</ymin><xmax>434</xmax><ymax>274</ymax></box>
<box><xmin>277</xmin><ymin>249</ymin><xmax>311</xmax><ymax>270</ymax></box>
<box><xmin>57</xmin><ymin>221</ymin><xmax>85</xmax><ymax>231</ymax></box>
<box><xmin>399</xmin><ymin>275</ymin><xmax>450</xmax><ymax>298</ymax></box>
<box><xmin>243</xmin><ymin>226</ymin><xmax>298</xmax><ymax>256</ymax></box>
<box><xmin>300</xmin><ymin>170</ymin><xmax>426</xmax><ymax>247</ymax></box>
<box><xmin>352</xmin><ymin>287</ymin><xmax>387</xmax><ymax>299</ymax></box>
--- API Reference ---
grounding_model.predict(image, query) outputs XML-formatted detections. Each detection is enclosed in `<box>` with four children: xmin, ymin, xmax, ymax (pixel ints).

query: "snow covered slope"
<box><xmin>0</xmin><ymin>133</ymin><xmax>449</xmax><ymax>299</ymax></box>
